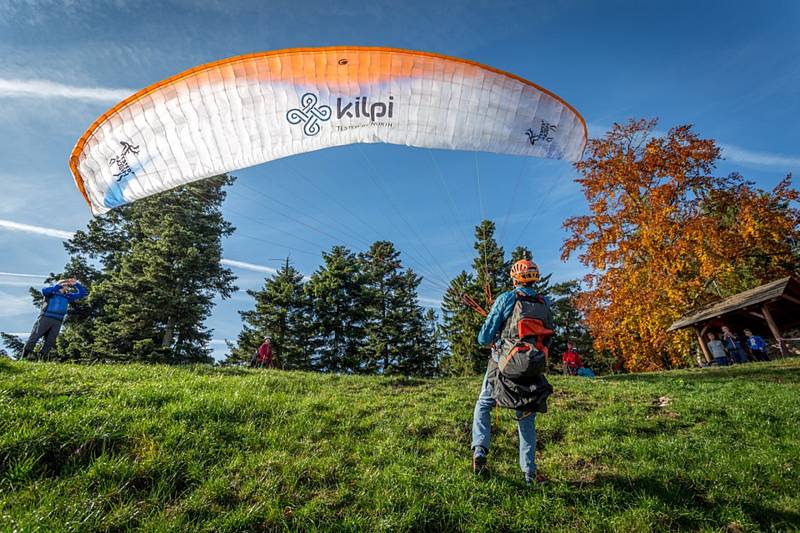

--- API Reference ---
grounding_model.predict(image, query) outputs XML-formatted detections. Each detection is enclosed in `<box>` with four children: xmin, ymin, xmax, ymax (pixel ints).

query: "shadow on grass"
<box><xmin>567</xmin><ymin>473</ymin><xmax>800</xmax><ymax>530</ymax></box>
<box><xmin>605</xmin><ymin>360</ymin><xmax>800</xmax><ymax>385</ymax></box>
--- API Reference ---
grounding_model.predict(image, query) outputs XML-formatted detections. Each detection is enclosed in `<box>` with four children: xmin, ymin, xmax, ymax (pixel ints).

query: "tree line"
<box><xmin>7</xmin><ymin>119</ymin><xmax>790</xmax><ymax>373</ymax></box>
<box><xmin>225</xmin><ymin>242</ymin><xmax>443</xmax><ymax>375</ymax></box>
<box><xmin>0</xmin><ymin>170</ymin><xmax>591</xmax><ymax>375</ymax></box>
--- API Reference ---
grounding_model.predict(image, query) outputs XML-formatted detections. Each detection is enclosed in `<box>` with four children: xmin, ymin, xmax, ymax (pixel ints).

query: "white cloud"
<box><xmin>720</xmin><ymin>143</ymin><xmax>800</xmax><ymax>169</ymax></box>
<box><xmin>0</xmin><ymin>219</ymin><xmax>74</xmax><ymax>239</ymax></box>
<box><xmin>0</xmin><ymin>272</ymin><xmax>50</xmax><ymax>288</ymax></box>
<box><xmin>0</xmin><ymin>78</ymin><xmax>134</xmax><ymax>103</ymax></box>
<box><xmin>0</xmin><ymin>291</ymin><xmax>34</xmax><ymax>318</ymax></box>
<box><xmin>221</xmin><ymin>258</ymin><xmax>278</xmax><ymax>275</ymax></box>
<box><xmin>0</xmin><ymin>272</ymin><xmax>49</xmax><ymax>279</ymax></box>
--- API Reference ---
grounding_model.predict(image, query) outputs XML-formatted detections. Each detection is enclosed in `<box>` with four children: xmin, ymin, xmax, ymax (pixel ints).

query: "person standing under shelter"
<box><xmin>706</xmin><ymin>332</ymin><xmax>728</xmax><ymax>366</ymax></box>
<box><xmin>744</xmin><ymin>329</ymin><xmax>770</xmax><ymax>361</ymax></box>
<box><xmin>721</xmin><ymin>326</ymin><xmax>748</xmax><ymax>364</ymax></box>
<box><xmin>22</xmin><ymin>278</ymin><xmax>88</xmax><ymax>360</ymax></box>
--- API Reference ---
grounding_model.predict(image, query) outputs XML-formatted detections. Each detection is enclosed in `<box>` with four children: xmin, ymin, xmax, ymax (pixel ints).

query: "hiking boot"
<box><xmin>472</xmin><ymin>448</ymin><xmax>488</xmax><ymax>476</ymax></box>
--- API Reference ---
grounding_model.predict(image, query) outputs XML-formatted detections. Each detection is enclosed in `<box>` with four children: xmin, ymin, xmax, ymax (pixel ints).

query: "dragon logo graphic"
<box><xmin>108</xmin><ymin>141</ymin><xmax>140</xmax><ymax>181</ymax></box>
<box><xmin>286</xmin><ymin>93</ymin><xmax>332</xmax><ymax>136</ymax></box>
<box><xmin>525</xmin><ymin>121</ymin><xmax>557</xmax><ymax>147</ymax></box>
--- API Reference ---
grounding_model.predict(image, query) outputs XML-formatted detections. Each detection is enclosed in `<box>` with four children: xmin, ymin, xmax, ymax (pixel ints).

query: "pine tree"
<box><xmin>441</xmin><ymin>221</ymin><xmax>506</xmax><ymax>375</ymax></box>
<box><xmin>49</xmin><ymin>175</ymin><xmax>237</xmax><ymax>363</ymax></box>
<box><xmin>391</xmin><ymin>268</ymin><xmax>436</xmax><ymax>375</ymax></box>
<box><xmin>473</xmin><ymin>220</ymin><xmax>507</xmax><ymax>307</ymax></box>
<box><xmin>306</xmin><ymin>246</ymin><xmax>367</xmax><ymax>372</ymax></box>
<box><xmin>231</xmin><ymin>258</ymin><xmax>311</xmax><ymax>369</ymax></box>
<box><xmin>359</xmin><ymin>241</ymin><xmax>401</xmax><ymax>372</ymax></box>
<box><xmin>359</xmin><ymin>241</ymin><xmax>432</xmax><ymax>374</ymax></box>
<box><xmin>1</xmin><ymin>333</ymin><xmax>24</xmax><ymax>359</ymax></box>
<box><xmin>401</xmin><ymin>307</ymin><xmax>443</xmax><ymax>377</ymax></box>
<box><xmin>440</xmin><ymin>270</ymin><xmax>484</xmax><ymax>375</ymax></box>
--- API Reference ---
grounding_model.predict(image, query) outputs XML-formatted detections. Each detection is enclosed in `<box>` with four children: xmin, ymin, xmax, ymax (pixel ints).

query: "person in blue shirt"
<box><xmin>22</xmin><ymin>278</ymin><xmax>88</xmax><ymax>360</ymax></box>
<box><xmin>471</xmin><ymin>259</ymin><xmax>549</xmax><ymax>486</ymax></box>
<box><xmin>743</xmin><ymin>329</ymin><xmax>770</xmax><ymax>361</ymax></box>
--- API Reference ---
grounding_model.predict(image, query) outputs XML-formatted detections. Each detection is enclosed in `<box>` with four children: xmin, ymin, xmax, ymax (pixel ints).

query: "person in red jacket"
<box><xmin>562</xmin><ymin>342</ymin><xmax>583</xmax><ymax>376</ymax></box>
<box><xmin>256</xmin><ymin>336</ymin><xmax>274</xmax><ymax>368</ymax></box>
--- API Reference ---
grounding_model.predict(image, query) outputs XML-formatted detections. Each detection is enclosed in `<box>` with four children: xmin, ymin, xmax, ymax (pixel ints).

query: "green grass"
<box><xmin>1</xmin><ymin>359</ymin><xmax>799</xmax><ymax>532</ymax></box>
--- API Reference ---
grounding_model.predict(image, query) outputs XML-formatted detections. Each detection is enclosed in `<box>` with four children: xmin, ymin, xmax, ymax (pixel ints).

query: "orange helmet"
<box><xmin>510</xmin><ymin>259</ymin><xmax>540</xmax><ymax>285</ymax></box>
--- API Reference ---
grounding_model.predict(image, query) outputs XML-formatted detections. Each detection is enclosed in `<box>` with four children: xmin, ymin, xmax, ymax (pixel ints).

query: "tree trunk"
<box><xmin>162</xmin><ymin>316</ymin><xmax>175</xmax><ymax>349</ymax></box>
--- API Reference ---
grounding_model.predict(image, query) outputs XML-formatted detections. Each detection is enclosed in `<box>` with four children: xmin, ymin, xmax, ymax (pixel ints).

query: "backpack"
<box><xmin>490</xmin><ymin>291</ymin><xmax>555</xmax><ymax>412</ymax></box>
<box><xmin>496</xmin><ymin>292</ymin><xmax>554</xmax><ymax>380</ymax></box>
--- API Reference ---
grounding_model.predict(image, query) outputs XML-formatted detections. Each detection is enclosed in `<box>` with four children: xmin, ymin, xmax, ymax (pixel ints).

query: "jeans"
<box><xmin>471</xmin><ymin>368</ymin><xmax>537</xmax><ymax>474</ymax></box>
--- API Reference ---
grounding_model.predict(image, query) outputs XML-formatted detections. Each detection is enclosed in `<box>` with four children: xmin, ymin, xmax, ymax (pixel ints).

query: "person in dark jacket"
<box><xmin>22</xmin><ymin>278</ymin><xmax>87</xmax><ymax>360</ymax></box>
<box><xmin>721</xmin><ymin>326</ymin><xmax>749</xmax><ymax>364</ymax></box>
<box><xmin>471</xmin><ymin>259</ymin><xmax>551</xmax><ymax>486</ymax></box>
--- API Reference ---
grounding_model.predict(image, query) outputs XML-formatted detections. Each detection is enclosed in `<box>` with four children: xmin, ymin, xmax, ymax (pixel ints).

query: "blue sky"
<box><xmin>1</xmin><ymin>0</ymin><xmax>798</xmax><ymax>359</ymax></box>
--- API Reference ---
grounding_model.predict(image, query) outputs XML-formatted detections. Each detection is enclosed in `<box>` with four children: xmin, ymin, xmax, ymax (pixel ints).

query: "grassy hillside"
<box><xmin>1</xmin><ymin>359</ymin><xmax>799</xmax><ymax>532</ymax></box>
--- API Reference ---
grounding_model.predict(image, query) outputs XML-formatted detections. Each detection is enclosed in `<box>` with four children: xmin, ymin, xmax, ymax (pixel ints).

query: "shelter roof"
<box><xmin>668</xmin><ymin>277</ymin><xmax>799</xmax><ymax>331</ymax></box>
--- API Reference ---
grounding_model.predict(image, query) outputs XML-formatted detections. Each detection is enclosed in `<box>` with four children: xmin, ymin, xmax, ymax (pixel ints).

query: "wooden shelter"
<box><xmin>668</xmin><ymin>277</ymin><xmax>800</xmax><ymax>362</ymax></box>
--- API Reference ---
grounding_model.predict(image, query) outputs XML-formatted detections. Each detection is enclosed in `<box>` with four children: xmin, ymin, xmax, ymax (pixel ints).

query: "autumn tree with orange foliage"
<box><xmin>562</xmin><ymin>119</ymin><xmax>800</xmax><ymax>371</ymax></box>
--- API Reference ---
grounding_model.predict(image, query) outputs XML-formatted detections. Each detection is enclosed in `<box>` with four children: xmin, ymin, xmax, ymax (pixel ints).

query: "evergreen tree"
<box><xmin>473</xmin><ymin>220</ymin><xmax>507</xmax><ymax>306</ymax></box>
<box><xmin>231</xmin><ymin>258</ymin><xmax>311</xmax><ymax>369</ymax></box>
<box><xmin>1</xmin><ymin>333</ymin><xmax>24</xmax><ymax>360</ymax></box>
<box><xmin>441</xmin><ymin>221</ymin><xmax>506</xmax><ymax>375</ymax></box>
<box><xmin>440</xmin><ymin>270</ymin><xmax>484</xmax><ymax>375</ymax></box>
<box><xmin>402</xmin><ymin>307</ymin><xmax>444</xmax><ymax>377</ymax></box>
<box><xmin>392</xmin><ymin>268</ymin><xmax>437</xmax><ymax>375</ymax></box>
<box><xmin>359</xmin><ymin>241</ymin><xmax>403</xmax><ymax>372</ymax></box>
<box><xmin>48</xmin><ymin>175</ymin><xmax>237</xmax><ymax>363</ymax></box>
<box><xmin>359</xmin><ymin>241</ymin><xmax>433</xmax><ymax>374</ymax></box>
<box><xmin>306</xmin><ymin>246</ymin><xmax>367</xmax><ymax>372</ymax></box>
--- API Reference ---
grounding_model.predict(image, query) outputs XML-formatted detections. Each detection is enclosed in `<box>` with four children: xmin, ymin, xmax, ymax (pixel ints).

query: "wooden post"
<box><xmin>761</xmin><ymin>303</ymin><xmax>787</xmax><ymax>358</ymax></box>
<box><xmin>694</xmin><ymin>325</ymin><xmax>713</xmax><ymax>364</ymax></box>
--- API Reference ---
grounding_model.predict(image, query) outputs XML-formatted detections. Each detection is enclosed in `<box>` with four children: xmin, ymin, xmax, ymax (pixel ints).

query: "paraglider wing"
<box><xmin>69</xmin><ymin>47</ymin><xmax>587</xmax><ymax>215</ymax></box>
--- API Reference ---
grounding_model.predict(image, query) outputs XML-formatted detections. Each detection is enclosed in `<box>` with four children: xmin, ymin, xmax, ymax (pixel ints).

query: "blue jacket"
<box><xmin>478</xmin><ymin>286</ymin><xmax>545</xmax><ymax>347</ymax></box>
<box><xmin>41</xmin><ymin>282</ymin><xmax>88</xmax><ymax>321</ymax></box>
<box><xmin>747</xmin><ymin>335</ymin><xmax>767</xmax><ymax>351</ymax></box>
